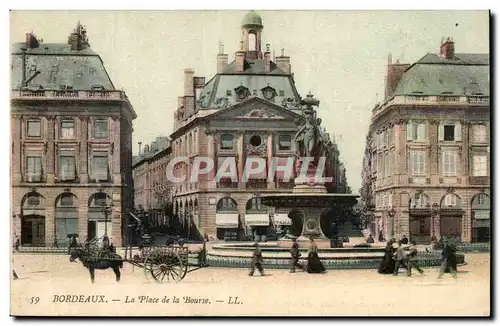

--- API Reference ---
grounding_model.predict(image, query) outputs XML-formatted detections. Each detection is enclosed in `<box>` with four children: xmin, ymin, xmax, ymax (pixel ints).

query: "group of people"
<box><xmin>378</xmin><ymin>235</ymin><xmax>458</xmax><ymax>278</ymax></box>
<box><xmin>248</xmin><ymin>237</ymin><xmax>326</xmax><ymax>276</ymax></box>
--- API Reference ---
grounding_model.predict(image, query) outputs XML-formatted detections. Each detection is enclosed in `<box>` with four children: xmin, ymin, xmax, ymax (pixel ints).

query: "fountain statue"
<box><xmin>261</xmin><ymin>93</ymin><xmax>359</xmax><ymax>244</ymax></box>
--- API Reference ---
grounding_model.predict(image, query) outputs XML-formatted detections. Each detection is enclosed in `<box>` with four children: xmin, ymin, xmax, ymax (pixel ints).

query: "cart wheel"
<box><xmin>144</xmin><ymin>249</ymin><xmax>185</xmax><ymax>283</ymax></box>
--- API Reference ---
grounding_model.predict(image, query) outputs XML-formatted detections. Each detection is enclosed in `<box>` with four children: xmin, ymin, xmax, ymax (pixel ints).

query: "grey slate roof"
<box><xmin>11</xmin><ymin>42</ymin><xmax>114</xmax><ymax>90</ymax></box>
<box><xmin>197</xmin><ymin>73</ymin><xmax>300</xmax><ymax>109</ymax></box>
<box><xmin>393</xmin><ymin>53</ymin><xmax>489</xmax><ymax>96</ymax></box>
<box><xmin>222</xmin><ymin>59</ymin><xmax>285</xmax><ymax>75</ymax></box>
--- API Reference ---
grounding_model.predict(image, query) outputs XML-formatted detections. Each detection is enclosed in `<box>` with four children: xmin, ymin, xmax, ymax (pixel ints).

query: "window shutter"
<box><xmin>423</xmin><ymin>123</ymin><xmax>428</xmax><ymax>140</ymax></box>
<box><xmin>438</xmin><ymin>123</ymin><xmax>444</xmax><ymax>141</ymax></box>
<box><xmin>406</xmin><ymin>122</ymin><xmax>413</xmax><ymax>141</ymax></box>
<box><xmin>455</xmin><ymin>122</ymin><xmax>462</xmax><ymax>141</ymax></box>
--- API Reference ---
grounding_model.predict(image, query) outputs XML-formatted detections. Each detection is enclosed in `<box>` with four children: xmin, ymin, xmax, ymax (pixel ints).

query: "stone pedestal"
<box><xmin>297</xmin><ymin>206</ymin><xmax>328</xmax><ymax>240</ymax></box>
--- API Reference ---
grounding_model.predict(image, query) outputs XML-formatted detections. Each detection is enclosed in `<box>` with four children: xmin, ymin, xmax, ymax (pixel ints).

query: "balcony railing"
<box><xmin>12</xmin><ymin>89</ymin><xmax>128</xmax><ymax>101</ymax></box>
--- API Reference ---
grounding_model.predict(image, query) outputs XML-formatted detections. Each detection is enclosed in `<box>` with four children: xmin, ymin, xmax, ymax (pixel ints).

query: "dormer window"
<box><xmin>261</xmin><ymin>86</ymin><xmax>277</xmax><ymax>101</ymax></box>
<box><xmin>234</xmin><ymin>85</ymin><xmax>250</xmax><ymax>101</ymax></box>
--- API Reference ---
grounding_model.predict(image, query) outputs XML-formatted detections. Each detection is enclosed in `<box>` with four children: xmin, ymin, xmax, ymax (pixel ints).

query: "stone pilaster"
<box><xmin>12</xmin><ymin>117</ymin><xmax>22</xmax><ymax>184</ymax></box>
<box><xmin>112</xmin><ymin>191</ymin><xmax>122</xmax><ymax>247</ymax></box>
<box><xmin>45</xmin><ymin>205</ymin><xmax>55</xmax><ymax>246</ymax></box>
<box><xmin>79</xmin><ymin>201</ymin><xmax>88</xmax><ymax>241</ymax></box>
<box><xmin>46</xmin><ymin>116</ymin><xmax>56</xmax><ymax>183</ymax></box>
<box><xmin>79</xmin><ymin>117</ymin><xmax>89</xmax><ymax>183</ymax></box>
<box><xmin>112</xmin><ymin>117</ymin><xmax>121</xmax><ymax>184</ymax></box>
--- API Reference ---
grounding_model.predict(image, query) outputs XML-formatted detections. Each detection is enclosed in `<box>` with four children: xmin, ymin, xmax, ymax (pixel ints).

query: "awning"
<box><xmin>473</xmin><ymin>219</ymin><xmax>490</xmax><ymax>228</ymax></box>
<box><xmin>474</xmin><ymin>210</ymin><xmax>490</xmax><ymax>220</ymax></box>
<box><xmin>245</xmin><ymin>214</ymin><xmax>270</xmax><ymax>226</ymax></box>
<box><xmin>216</xmin><ymin>213</ymin><xmax>239</xmax><ymax>228</ymax></box>
<box><xmin>273</xmin><ymin>213</ymin><xmax>292</xmax><ymax>225</ymax></box>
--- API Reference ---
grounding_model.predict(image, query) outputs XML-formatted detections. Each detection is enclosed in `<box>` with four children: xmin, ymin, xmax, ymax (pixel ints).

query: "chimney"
<box><xmin>193</xmin><ymin>77</ymin><xmax>205</xmax><ymax>103</ymax></box>
<box><xmin>177</xmin><ymin>96</ymin><xmax>184</xmax><ymax>109</ymax></box>
<box><xmin>25</xmin><ymin>32</ymin><xmax>40</xmax><ymax>49</ymax></box>
<box><xmin>217</xmin><ymin>42</ymin><xmax>228</xmax><ymax>73</ymax></box>
<box><xmin>384</xmin><ymin>55</ymin><xmax>410</xmax><ymax>100</ymax></box>
<box><xmin>183</xmin><ymin>68</ymin><xmax>195</xmax><ymax>96</ymax></box>
<box><xmin>68</xmin><ymin>21</ymin><xmax>89</xmax><ymax>51</ymax></box>
<box><xmin>275</xmin><ymin>48</ymin><xmax>291</xmax><ymax>74</ymax></box>
<box><xmin>264</xmin><ymin>43</ymin><xmax>271</xmax><ymax>72</ymax></box>
<box><xmin>235</xmin><ymin>50</ymin><xmax>246</xmax><ymax>73</ymax></box>
<box><xmin>440</xmin><ymin>37</ymin><xmax>455</xmax><ymax>59</ymax></box>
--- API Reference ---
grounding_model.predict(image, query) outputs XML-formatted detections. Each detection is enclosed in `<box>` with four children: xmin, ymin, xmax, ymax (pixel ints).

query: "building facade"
<box><xmin>11</xmin><ymin>23</ymin><xmax>136</xmax><ymax>247</ymax></box>
<box><xmin>360</xmin><ymin>38</ymin><xmax>490</xmax><ymax>244</ymax></box>
<box><xmin>132</xmin><ymin>137</ymin><xmax>172</xmax><ymax>227</ymax></box>
<box><xmin>163</xmin><ymin>11</ymin><xmax>351</xmax><ymax>240</ymax></box>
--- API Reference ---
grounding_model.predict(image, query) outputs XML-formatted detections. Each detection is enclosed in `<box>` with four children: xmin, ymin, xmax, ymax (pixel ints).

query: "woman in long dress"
<box><xmin>378</xmin><ymin>239</ymin><xmax>396</xmax><ymax>274</ymax></box>
<box><xmin>307</xmin><ymin>238</ymin><xmax>326</xmax><ymax>273</ymax></box>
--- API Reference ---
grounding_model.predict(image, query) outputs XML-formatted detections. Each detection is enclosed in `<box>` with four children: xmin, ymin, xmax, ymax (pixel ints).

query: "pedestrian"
<box><xmin>401</xmin><ymin>234</ymin><xmax>409</xmax><ymax>245</ymax></box>
<box><xmin>366</xmin><ymin>234</ymin><xmax>375</xmax><ymax>244</ymax></box>
<box><xmin>438</xmin><ymin>243</ymin><xmax>458</xmax><ymax>279</ymax></box>
<box><xmin>289</xmin><ymin>238</ymin><xmax>305</xmax><ymax>273</ymax></box>
<box><xmin>306</xmin><ymin>238</ymin><xmax>326</xmax><ymax>273</ymax></box>
<box><xmin>393</xmin><ymin>240</ymin><xmax>408</xmax><ymax>276</ymax></box>
<box><xmin>407</xmin><ymin>241</ymin><xmax>424</xmax><ymax>276</ymax></box>
<box><xmin>248</xmin><ymin>242</ymin><xmax>264</xmax><ymax>277</ymax></box>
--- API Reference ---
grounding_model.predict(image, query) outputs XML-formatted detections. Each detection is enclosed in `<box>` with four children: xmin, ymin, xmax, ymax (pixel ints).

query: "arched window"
<box><xmin>248</xmin><ymin>31</ymin><xmax>257</xmax><ymax>51</ymax></box>
<box><xmin>410</xmin><ymin>192</ymin><xmax>430</xmax><ymax>209</ymax></box>
<box><xmin>246</xmin><ymin>197</ymin><xmax>264</xmax><ymax>211</ymax></box>
<box><xmin>472</xmin><ymin>193</ymin><xmax>490</xmax><ymax>209</ymax></box>
<box><xmin>221</xmin><ymin>134</ymin><xmax>234</xmax><ymax>150</ymax></box>
<box><xmin>216</xmin><ymin>197</ymin><xmax>237</xmax><ymax>212</ymax></box>
<box><xmin>23</xmin><ymin>192</ymin><xmax>43</xmax><ymax>208</ymax></box>
<box><xmin>441</xmin><ymin>193</ymin><xmax>462</xmax><ymax>208</ymax></box>
<box><xmin>55</xmin><ymin>193</ymin><xmax>78</xmax><ymax>246</ymax></box>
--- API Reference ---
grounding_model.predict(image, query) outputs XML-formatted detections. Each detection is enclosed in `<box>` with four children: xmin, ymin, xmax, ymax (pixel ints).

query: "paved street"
<box><xmin>10</xmin><ymin>253</ymin><xmax>490</xmax><ymax>316</ymax></box>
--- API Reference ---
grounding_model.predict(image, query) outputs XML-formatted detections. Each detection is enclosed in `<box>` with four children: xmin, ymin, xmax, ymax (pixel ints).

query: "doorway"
<box><xmin>21</xmin><ymin>215</ymin><xmax>45</xmax><ymax>246</ymax></box>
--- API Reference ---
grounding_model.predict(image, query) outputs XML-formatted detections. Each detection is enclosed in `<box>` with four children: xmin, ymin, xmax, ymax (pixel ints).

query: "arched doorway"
<box><xmin>409</xmin><ymin>192</ymin><xmax>432</xmax><ymax>244</ymax></box>
<box><xmin>245</xmin><ymin>197</ymin><xmax>270</xmax><ymax>241</ymax></box>
<box><xmin>471</xmin><ymin>193</ymin><xmax>490</xmax><ymax>243</ymax></box>
<box><xmin>54</xmin><ymin>192</ymin><xmax>78</xmax><ymax>248</ymax></box>
<box><xmin>88</xmin><ymin>192</ymin><xmax>112</xmax><ymax>243</ymax></box>
<box><xmin>21</xmin><ymin>191</ymin><xmax>45</xmax><ymax>246</ymax></box>
<box><xmin>440</xmin><ymin>193</ymin><xmax>463</xmax><ymax>241</ymax></box>
<box><xmin>215</xmin><ymin>197</ymin><xmax>239</xmax><ymax>240</ymax></box>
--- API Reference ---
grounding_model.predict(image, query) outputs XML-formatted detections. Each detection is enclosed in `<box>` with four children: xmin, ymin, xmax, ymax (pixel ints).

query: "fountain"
<box><xmin>206</xmin><ymin>94</ymin><xmax>465</xmax><ymax>269</ymax></box>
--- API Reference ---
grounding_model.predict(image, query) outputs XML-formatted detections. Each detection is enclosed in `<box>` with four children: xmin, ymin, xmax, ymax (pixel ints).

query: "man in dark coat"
<box><xmin>406</xmin><ymin>241</ymin><xmax>424</xmax><ymax>276</ymax></box>
<box><xmin>249</xmin><ymin>243</ymin><xmax>264</xmax><ymax>276</ymax></box>
<box><xmin>438</xmin><ymin>243</ymin><xmax>457</xmax><ymax>279</ymax></box>
<box><xmin>290</xmin><ymin>238</ymin><xmax>305</xmax><ymax>273</ymax></box>
<box><xmin>393</xmin><ymin>240</ymin><xmax>408</xmax><ymax>276</ymax></box>
<box><xmin>401</xmin><ymin>235</ymin><xmax>409</xmax><ymax>245</ymax></box>
<box><xmin>366</xmin><ymin>234</ymin><xmax>375</xmax><ymax>243</ymax></box>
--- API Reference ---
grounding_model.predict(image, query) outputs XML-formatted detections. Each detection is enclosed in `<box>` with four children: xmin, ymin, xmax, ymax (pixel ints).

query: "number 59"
<box><xmin>30</xmin><ymin>297</ymin><xmax>40</xmax><ymax>304</ymax></box>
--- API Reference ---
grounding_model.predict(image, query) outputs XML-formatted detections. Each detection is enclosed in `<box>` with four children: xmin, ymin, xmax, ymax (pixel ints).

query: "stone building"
<box><xmin>11</xmin><ymin>23</ymin><xmax>136</xmax><ymax>247</ymax></box>
<box><xmin>132</xmin><ymin>137</ymin><xmax>172</xmax><ymax>226</ymax></box>
<box><xmin>359</xmin><ymin>38</ymin><xmax>490</xmax><ymax>243</ymax></box>
<box><xmin>164</xmin><ymin>11</ymin><xmax>351</xmax><ymax>240</ymax></box>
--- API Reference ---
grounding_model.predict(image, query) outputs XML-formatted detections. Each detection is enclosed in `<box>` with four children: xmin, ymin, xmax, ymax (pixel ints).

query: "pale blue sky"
<box><xmin>10</xmin><ymin>10</ymin><xmax>490</xmax><ymax>192</ymax></box>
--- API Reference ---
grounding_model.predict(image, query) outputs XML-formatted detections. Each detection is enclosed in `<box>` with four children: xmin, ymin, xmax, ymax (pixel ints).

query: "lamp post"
<box><xmin>388</xmin><ymin>208</ymin><xmax>396</xmax><ymax>239</ymax></box>
<box><xmin>431</xmin><ymin>202</ymin><xmax>440</xmax><ymax>239</ymax></box>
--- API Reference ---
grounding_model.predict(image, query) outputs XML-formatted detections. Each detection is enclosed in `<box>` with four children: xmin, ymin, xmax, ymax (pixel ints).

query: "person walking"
<box><xmin>438</xmin><ymin>243</ymin><xmax>458</xmax><ymax>279</ymax></box>
<box><xmin>400</xmin><ymin>235</ymin><xmax>409</xmax><ymax>245</ymax></box>
<box><xmin>393</xmin><ymin>240</ymin><xmax>407</xmax><ymax>276</ymax></box>
<box><xmin>248</xmin><ymin>242</ymin><xmax>264</xmax><ymax>277</ymax></box>
<box><xmin>407</xmin><ymin>241</ymin><xmax>424</xmax><ymax>276</ymax></box>
<box><xmin>289</xmin><ymin>238</ymin><xmax>305</xmax><ymax>273</ymax></box>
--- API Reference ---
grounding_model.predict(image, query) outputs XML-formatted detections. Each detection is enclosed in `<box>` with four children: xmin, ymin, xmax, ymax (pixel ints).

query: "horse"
<box><xmin>69</xmin><ymin>248</ymin><xmax>123</xmax><ymax>283</ymax></box>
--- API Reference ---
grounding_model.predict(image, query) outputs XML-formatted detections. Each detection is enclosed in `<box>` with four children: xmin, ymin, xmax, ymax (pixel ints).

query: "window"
<box><xmin>217</xmin><ymin>197</ymin><xmax>237</xmax><ymax>211</ymax></box>
<box><xmin>59</xmin><ymin>194</ymin><xmax>75</xmax><ymax>206</ymax></box>
<box><xmin>443</xmin><ymin>194</ymin><xmax>459</xmax><ymax>207</ymax></box>
<box><xmin>59</xmin><ymin>150</ymin><xmax>76</xmax><ymax>181</ymax></box>
<box><xmin>26</xmin><ymin>156</ymin><xmax>43</xmax><ymax>182</ymax></box>
<box><xmin>444</xmin><ymin>125</ymin><xmax>455</xmax><ymax>141</ymax></box>
<box><xmin>472</xmin><ymin>155</ymin><xmax>488</xmax><ymax>177</ymax></box>
<box><xmin>248</xmin><ymin>32</ymin><xmax>257</xmax><ymax>51</ymax></box>
<box><xmin>278</xmin><ymin>135</ymin><xmax>292</xmax><ymax>150</ymax></box>
<box><xmin>250</xmin><ymin>135</ymin><xmax>262</xmax><ymax>147</ymax></box>
<box><xmin>27</xmin><ymin>120</ymin><xmax>41</xmax><ymax>137</ymax></box>
<box><xmin>442</xmin><ymin>150</ymin><xmax>456</xmax><ymax>177</ymax></box>
<box><xmin>26</xmin><ymin>194</ymin><xmax>41</xmax><ymax>206</ymax></box>
<box><xmin>226</xmin><ymin>90</ymin><xmax>232</xmax><ymax>96</ymax></box>
<box><xmin>384</xmin><ymin>130</ymin><xmax>389</xmax><ymax>146</ymax></box>
<box><xmin>91</xmin><ymin>152</ymin><xmax>109</xmax><ymax>182</ymax></box>
<box><xmin>279</xmin><ymin>90</ymin><xmax>285</xmax><ymax>97</ymax></box>
<box><xmin>384</xmin><ymin>153</ymin><xmax>390</xmax><ymax>177</ymax></box>
<box><xmin>411</xmin><ymin>123</ymin><xmax>427</xmax><ymax>141</ymax></box>
<box><xmin>246</xmin><ymin>197</ymin><xmax>263</xmax><ymax>211</ymax></box>
<box><xmin>60</xmin><ymin>120</ymin><xmax>75</xmax><ymax>138</ymax></box>
<box><xmin>472</xmin><ymin>125</ymin><xmax>488</xmax><ymax>143</ymax></box>
<box><xmin>220</xmin><ymin>134</ymin><xmax>234</xmax><ymax>150</ymax></box>
<box><xmin>410</xmin><ymin>151</ymin><xmax>425</xmax><ymax>176</ymax></box>
<box><xmin>92</xmin><ymin>119</ymin><xmax>108</xmax><ymax>139</ymax></box>
<box><xmin>414</xmin><ymin>193</ymin><xmax>429</xmax><ymax>208</ymax></box>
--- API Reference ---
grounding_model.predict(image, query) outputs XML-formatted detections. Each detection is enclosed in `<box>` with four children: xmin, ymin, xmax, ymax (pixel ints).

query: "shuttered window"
<box><xmin>59</xmin><ymin>150</ymin><xmax>76</xmax><ymax>181</ymax></box>
<box><xmin>91</xmin><ymin>152</ymin><xmax>109</xmax><ymax>181</ymax></box>
<box><xmin>26</xmin><ymin>156</ymin><xmax>43</xmax><ymax>182</ymax></box>
<box><xmin>27</xmin><ymin>120</ymin><xmax>42</xmax><ymax>137</ymax></box>
<box><xmin>93</xmin><ymin>119</ymin><xmax>108</xmax><ymax>139</ymax></box>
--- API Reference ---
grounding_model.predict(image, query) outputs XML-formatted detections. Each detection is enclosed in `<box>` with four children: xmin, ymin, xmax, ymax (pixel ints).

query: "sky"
<box><xmin>9</xmin><ymin>10</ymin><xmax>490</xmax><ymax>193</ymax></box>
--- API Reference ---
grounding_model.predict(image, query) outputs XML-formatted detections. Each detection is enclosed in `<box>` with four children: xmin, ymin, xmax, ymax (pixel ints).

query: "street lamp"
<box><xmin>98</xmin><ymin>190</ymin><xmax>114</xmax><ymax>238</ymax></box>
<box><xmin>388</xmin><ymin>208</ymin><xmax>396</xmax><ymax>238</ymax></box>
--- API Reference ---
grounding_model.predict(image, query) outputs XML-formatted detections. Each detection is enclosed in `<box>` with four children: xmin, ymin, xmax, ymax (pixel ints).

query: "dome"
<box><xmin>241</xmin><ymin>10</ymin><xmax>263</xmax><ymax>28</ymax></box>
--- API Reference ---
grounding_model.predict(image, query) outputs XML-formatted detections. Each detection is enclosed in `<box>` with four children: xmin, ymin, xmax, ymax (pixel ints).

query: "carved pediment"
<box><xmin>207</xmin><ymin>98</ymin><xmax>302</xmax><ymax>121</ymax></box>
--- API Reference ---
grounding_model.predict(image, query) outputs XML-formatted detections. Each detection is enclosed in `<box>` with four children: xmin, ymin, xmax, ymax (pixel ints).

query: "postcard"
<box><xmin>10</xmin><ymin>10</ymin><xmax>490</xmax><ymax>317</ymax></box>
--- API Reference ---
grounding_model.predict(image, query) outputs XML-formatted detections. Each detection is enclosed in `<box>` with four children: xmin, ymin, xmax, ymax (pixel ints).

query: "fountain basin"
<box><xmin>206</xmin><ymin>241</ymin><xmax>465</xmax><ymax>270</ymax></box>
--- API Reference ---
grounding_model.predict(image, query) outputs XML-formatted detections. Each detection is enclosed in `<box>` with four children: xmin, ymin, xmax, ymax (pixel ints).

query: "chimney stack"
<box><xmin>275</xmin><ymin>48</ymin><xmax>291</xmax><ymax>74</ymax></box>
<box><xmin>264</xmin><ymin>43</ymin><xmax>271</xmax><ymax>72</ymax></box>
<box><xmin>25</xmin><ymin>32</ymin><xmax>40</xmax><ymax>49</ymax></box>
<box><xmin>235</xmin><ymin>50</ymin><xmax>246</xmax><ymax>73</ymax></box>
<box><xmin>183</xmin><ymin>68</ymin><xmax>195</xmax><ymax>96</ymax></box>
<box><xmin>384</xmin><ymin>54</ymin><xmax>411</xmax><ymax>100</ymax></box>
<box><xmin>217</xmin><ymin>42</ymin><xmax>228</xmax><ymax>73</ymax></box>
<box><xmin>440</xmin><ymin>37</ymin><xmax>455</xmax><ymax>59</ymax></box>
